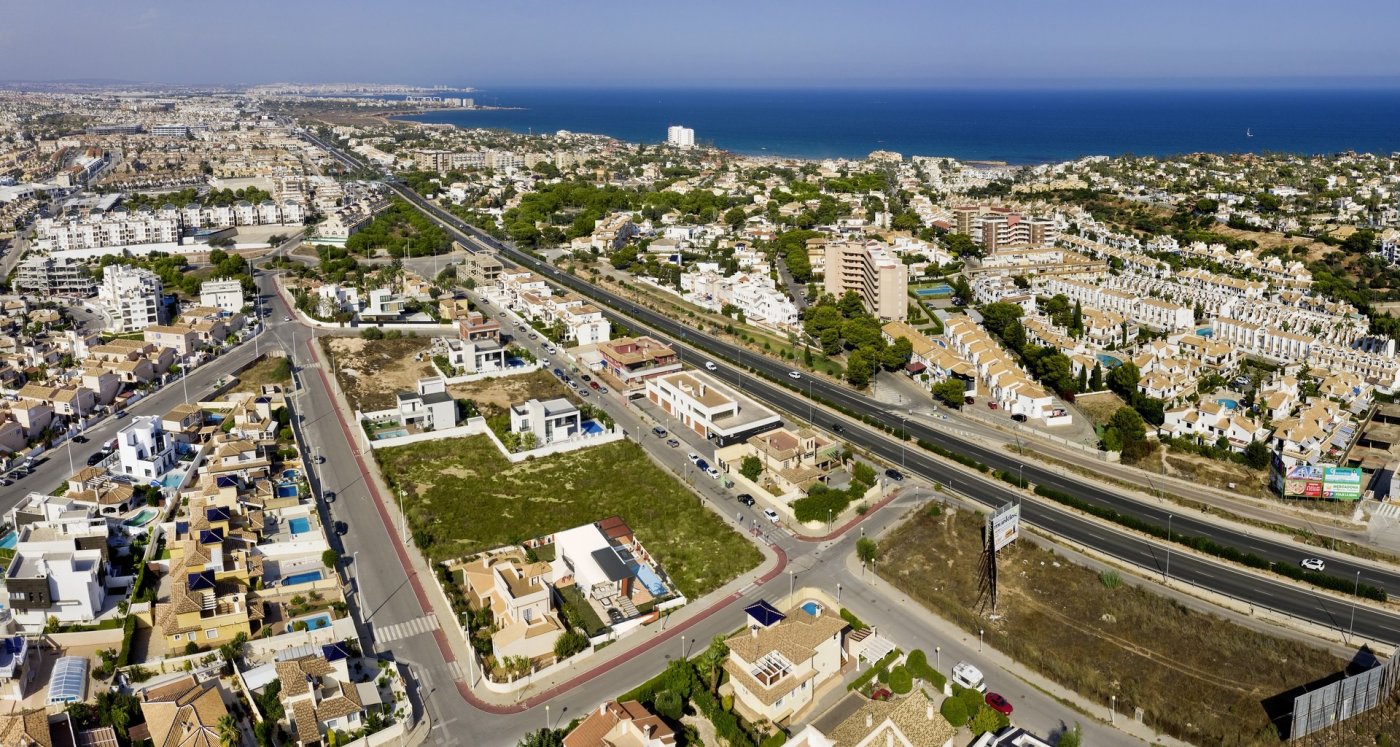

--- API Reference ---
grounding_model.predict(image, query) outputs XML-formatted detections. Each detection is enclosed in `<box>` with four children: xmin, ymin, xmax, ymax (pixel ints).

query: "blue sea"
<box><xmin>398</xmin><ymin>87</ymin><xmax>1400</xmax><ymax>164</ymax></box>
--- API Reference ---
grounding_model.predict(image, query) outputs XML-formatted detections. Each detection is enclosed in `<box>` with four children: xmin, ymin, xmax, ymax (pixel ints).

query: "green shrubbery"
<box><xmin>848</xmin><ymin>650</ymin><xmax>900</xmax><ymax>692</ymax></box>
<box><xmin>888</xmin><ymin>666</ymin><xmax>913</xmax><ymax>694</ymax></box>
<box><xmin>904</xmin><ymin>649</ymin><xmax>946</xmax><ymax>690</ymax></box>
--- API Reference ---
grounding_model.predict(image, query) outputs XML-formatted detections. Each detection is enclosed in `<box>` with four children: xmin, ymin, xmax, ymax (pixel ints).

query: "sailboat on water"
<box><xmin>1246</xmin><ymin>128</ymin><xmax>1254</xmax><ymax>138</ymax></box>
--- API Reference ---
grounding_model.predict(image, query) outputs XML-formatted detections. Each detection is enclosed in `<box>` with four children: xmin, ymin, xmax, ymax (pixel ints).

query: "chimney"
<box><xmin>886</xmin><ymin>733</ymin><xmax>894</xmax><ymax>747</ymax></box>
<box><xmin>600</xmin><ymin>702</ymin><xmax>608</xmax><ymax>715</ymax></box>
<box><xmin>927</xmin><ymin>702</ymin><xmax>934</xmax><ymax>721</ymax></box>
<box><xmin>751</xmin><ymin>626</ymin><xmax>758</xmax><ymax>639</ymax></box>
<box><xmin>865</xmin><ymin>713</ymin><xmax>873</xmax><ymax>728</ymax></box>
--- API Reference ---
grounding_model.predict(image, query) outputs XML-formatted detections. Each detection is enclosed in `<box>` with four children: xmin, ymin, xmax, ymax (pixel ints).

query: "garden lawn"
<box><xmin>376</xmin><ymin>436</ymin><xmax>761</xmax><ymax>599</ymax></box>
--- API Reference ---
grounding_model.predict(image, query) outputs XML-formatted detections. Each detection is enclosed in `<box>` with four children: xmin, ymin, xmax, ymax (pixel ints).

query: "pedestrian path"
<box><xmin>374</xmin><ymin>614</ymin><xmax>441</xmax><ymax>643</ymax></box>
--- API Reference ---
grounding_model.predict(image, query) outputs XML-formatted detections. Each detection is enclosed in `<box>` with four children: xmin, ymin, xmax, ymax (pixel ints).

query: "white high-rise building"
<box><xmin>98</xmin><ymin>264</ymin><xmax>166</xmax><ymax>332</ymax></box>
<box><xmin>667</xmin><ymin>125</ymin><xmax>695</xmax><ymax>148</ymax></box>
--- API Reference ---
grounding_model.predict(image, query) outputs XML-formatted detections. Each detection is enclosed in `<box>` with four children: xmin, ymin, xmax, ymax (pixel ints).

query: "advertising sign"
<box><xmin>1323</xmin><ymin>467</ymin><xmax>1363</xmax><ymax>501</ymax></box>
<box><xmin>989</xmin><ymin>502</ymin><xmax>1020</xmax><ymax>552</ymax></box>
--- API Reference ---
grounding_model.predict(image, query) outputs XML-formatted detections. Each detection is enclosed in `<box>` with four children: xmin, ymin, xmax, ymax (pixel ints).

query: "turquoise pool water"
<box><xmin>582</xmin><ymin>420</ymin><xmax>604</xmax><ymax>436</ymax></box>
<box><xmin>282</xmin><ymin>469</ymin><xmax>301</xmax><ymax>480</ymax></box>
<box><xmin>801</xmin><ymin>601</ymin><xmax>821</xmax><ymax>616</ymax></box>
<box><xmin>1095</xmin><ymin>353</ymin><xmax>1123</xmax><ymax>369</ymax></box>
<box><xmin>123</xmin><ymin>508</ymin><xmax>159</xmax><ymax>527</ymax></box>
<box><xmin>283</xmin><ymin>570</ymin><xmax>322</xmax><ymax>586</ymax></box>
<box><xmin>160</xmin><ymin>473</ymin><xmax>183</xmax><ymax>488</ymax></box>
<box><xmin>913</xmin><ymin>284</ymin><xmax>952</xmax><ymax>298</ymax></box>
<box><xmin>276</xmin><ymin>484</ymin><xmax>299</xmax><ymax>499</ymax></box>
<box><xmin>1196</xmin><ymin>327</ymin><xmax>1214</xmax><ymax>337</ymax></box>
<box><xmin>1217</xmin><ymin>398</ymin><xmax>1239</xmax><ymax>410</ymax></box>
<box><xmin>288</xmin><ymin>517</ymin><xmax>311</xmax><ymax>534</ymax></box>
<box><xmin>287</xmin><ymin>612</ymin><xmax>333</xmax><ymax>632</ymax></box>
<box><xmin>372</xmin><ymin>429</ymin><xmax>409</xmax><ymax>440</ymax></box>
<box><xmin>0</xmin><ymin>531</ymin><xmax>15</xmax><ymax>550</ymax></box>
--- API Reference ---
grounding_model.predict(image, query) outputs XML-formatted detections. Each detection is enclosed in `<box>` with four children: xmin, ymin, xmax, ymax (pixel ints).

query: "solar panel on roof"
<box><xmin>188</xmin><ymin>569</ymin><xmax>217</xmax><ymax>591</ymax></box>
<box><xmin>175</xmin><ymin>521</ymin><xmax>189</xmax><ymax>535</ymax></box>
<box><xmin>322</xmin><ymin>642</ymin><xmax>351</xmax><ymax>662</ymax></box>
<box><xmin>206</xmin><ymin>506</ymin><xmax>231</xmax><ymax>521</ymax></box>
<box><xmin>744</xmin><ymin>600</ymin><xmax>786</xmax><ymax>627</ymax></box>
<box><xmin>199</xmin><ymin>528</ymin><xmax>224</xmax><ymax>544</ymax></box>
<box><xmin>216</xmin><ymin>476</ymin><xmax>240</xmax><ymax>488</ymax></box>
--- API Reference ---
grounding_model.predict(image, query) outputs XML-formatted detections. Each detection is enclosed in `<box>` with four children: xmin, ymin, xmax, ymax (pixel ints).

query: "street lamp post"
<box><xmin>934</xmin><ymin>646</ymin><xmax>940</xmax><ymax>671</ymax></box>
<box><xmin>788</xmin><ymin>570</ymin><xmax>794</xmax><ymax>600</ymax></box>
<box><xmin>398</xmin><ymin>489</ymin><xmax>407</xmax><ymax>539</ymax></box>
<box><xmin>681</xmin><ymin>635</ymin><xmax>687</xmax><ymax>660</ymax></box>
<box><xmin>1165</xmin><ymin>514</ymin><xmax>1173</xmax><ymax>582</ymax></box>
<box><xmin>979</xmin><ymin>628</ymin><xmax>984</xmax><ymax>652</ymax></box>
<box><xmin>836</xmin><ymin>582</ymin><xmax>842</xmax><ymax>603</ymax></box>
<box><xmin>900</xmin><ymin>415</ymin><xmax>908</xmax><ymax>470</ymax></box>
<box><xmin>1350</xmin><ymin>571</ymin><xmax>1361</xmax><ymax>642</ymax></box>
<box><xmin>545</xmin><ymin>704</ymin><xmax>550</xmax><ymax>733</ymax></box>
<box><xmin>1110</xmin><ymin>695</ymin><xmax>1117</xmax><ymax>725</ymax></box>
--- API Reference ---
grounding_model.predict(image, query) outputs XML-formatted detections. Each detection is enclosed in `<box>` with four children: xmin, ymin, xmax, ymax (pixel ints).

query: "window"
<box><xmin>206</xmin><ymin>629</ymin><xmax>218</xmax><ymax>639</ymax></box>
<box><xmin>173</xmin><ymin>633</ymin><xmax>182</xmax><ymax>641</ymax></box>
<box><xmin>775</xmin><ymin>697</ymin><xmax>784</xmax><ymax>708</ymax></box>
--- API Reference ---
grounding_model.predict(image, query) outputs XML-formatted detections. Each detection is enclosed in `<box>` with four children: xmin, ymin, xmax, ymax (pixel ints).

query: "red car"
<box><xmin>985</xmin><ymin>692</ymin><xmax>1013</xmax><ymax>715</ymax></box>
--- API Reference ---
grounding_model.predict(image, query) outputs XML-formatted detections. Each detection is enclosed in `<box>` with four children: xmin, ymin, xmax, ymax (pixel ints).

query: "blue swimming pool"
<box><xmin>277</xmin><ymin>484</ymin><xmax>299</xmax><ymax>499</ymax></box>
<box><xmin>288</xmin><ymin>517</ymin><xmax>311</xmax><ymax>534</ymax></box>
<box><xmin>1196</xmin><ymin>327</ymin><xmax>1214</xmax><ymax>338</ymax></box>
<box><xmin>913</xmin><ymin>284</ymin><xmax>952</xmax><ymax>298</ymax></box>
<box><xmin>801</xmin><ymin>601</ymin><xmax>822</xmax><ymax>616</ymax></box>
<box><xmin>282</xmin><ymin>570</ymin><xmax>322</xmax><ymax>586</ymax></box>
<box><xmin>0</xmin><ymin>531</ymin><xmax>15</xmax><ymax>550</ymax></box>
<box><xmin>1095</xmin><ymin>353</ymin><xmax>1123</xmax><ymax>369</ymax></box>
<box><xmin>288</xmin><ymin>612</ymin><xmax>333</xmax><ymax>633</ymax></box>
<box><xmin>635</xmin><ymin>564</ymin><xmax>667</xmax><ymax>596</ymax></box>
<box><xmin>206</xmin><ymin>414</ymin><xmax>225</xmax><ymax>423</ymax></box>
<box><xmin>372</xmin><ymin>429</ymin><xmax>409</xmax><ymax>440</ymax></box>
<box><xmin>581</xmin><ymin>420</ymin><xmax>604</xmax><ymax>436</ymax></box>
<box><xmin>161</xmin><ymin>473</ymin><xmax>184</xmax><ymax>488</ymax></box>
<box><xmin>282</xmin><ymin>469</ymin><xmax>301</xmax><ymax>481</ymax></box>
<box><xmin>1217</xmin><ymin>398</ymin><xmax>1239</xmax><ymax>410</ymax></box>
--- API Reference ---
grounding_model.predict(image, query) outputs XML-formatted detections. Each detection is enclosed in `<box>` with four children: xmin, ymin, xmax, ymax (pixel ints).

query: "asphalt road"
<box><xmin>377</xmin><ymin>179</ymin><xmax>1400</xmax><ymax>646</ymax></box>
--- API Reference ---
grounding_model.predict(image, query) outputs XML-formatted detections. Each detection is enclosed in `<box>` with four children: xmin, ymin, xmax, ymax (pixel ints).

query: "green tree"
<box><xmin>883</xmin><ymin>337</ymin><xmax>913</xmax><ymax>370</ymax></box>
<box><xmin>943</xmin><ymin>232</ymin><xmax>980</xmax><ymax>258</ymax></box>
<box><xmin>517</xmin><ymin>729</ymin><xmax>564</xmax><ymax>747</ymax></box>
<box><xmin>846</xmin><ymin>349</ymin><xmax>876</xmax><ymax>388</ymax></box>
<box><xmin>1057</xmin><ymin>723</ymin><xmax>1083</xmax><ymax>747</ymax></box>
<box><xmin>1107</xmin><ymin>360</ymin><xmax>1141</xmax><ymax>399</ymax></box>
<box><xmin>653</xmin><ymin>689</ymin><xmax>684</xmax><ymax>721</ymax></box>
<box><xmin>940</xmin><ymin>696</ymin><xmax>969</xmax><ymax>727</ymax></box>
<box><xmin>837</xmin><ymin>290</ymin><xmax>866</xmax><ymax>318</ymax></box>
<box><xmin>978</xmin><ymin>302</ymin><xmax>1024</xmax><ymax>337</ymax></box>
<box><xmin>739</xmin><ymin>455</ymin><xmax>763</xmax><ymax>482</ymax></box>
<box><xmin>1243</xmin><ymin>440</ymin><xmax>1270</xmax><ymax>469</ymax></box>
<box><xmin>856</xmin><ymin>537</ymin><xmax>878</xmax><ymax>564</ymax></box>
<box><xmin>932</xmin><ymin>379</ymin><xmax>966</xmax><ymax>407</ymax></box>
<box><xmin>322</xmin><ymin>549</ymin><xmax>339</xmax><ymax>568</ymax></box>
<box><xmin>724</xmin><ymin>206</ymin><xmax>747</xmax><ymax>229</ymax></box>
<box><xmin>217</xmin><ymin>715</ymin><xmax>240</xmax><ymax>747</ymax></box>
<box><xmin>553</xmin><ymin>630</ymin><xmax>588</xmax><ymax>659</ymax></box>
<box><xmin>888</xmin><ymin>666</ymin><xmax>913</xmax><ymax>694</ymax></box>
<box><xmin>1108</xmin><ymin>407</ymin><xmax>1147</xmax><ymax>443</ymax></box>
<box><xmin>969</xmin><ymin>704</ymin><xmax>1008</xmax><ymax>735</ymax></box>
<box><xmin>696</xmin><ymin>635</ymin><xmax>730</xmax><ymax>694</ymax></box>
<box><xmin>1088</xmin><ymin>363</ymin><xmax>1104</xmax><ymax>392</ymax></box>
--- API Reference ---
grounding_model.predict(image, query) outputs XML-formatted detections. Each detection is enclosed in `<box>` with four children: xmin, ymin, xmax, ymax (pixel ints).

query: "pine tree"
<box><xmin>1089</xmin><ymin>363</ymin><xmax>1104</xmax><ymax>391</ymax></box>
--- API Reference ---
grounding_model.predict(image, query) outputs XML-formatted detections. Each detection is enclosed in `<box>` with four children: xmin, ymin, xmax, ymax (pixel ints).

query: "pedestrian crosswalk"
<box><xmin>373</xmin><ymin>614</ymin><xmax>441</xmax><ymax>643</ymax></box>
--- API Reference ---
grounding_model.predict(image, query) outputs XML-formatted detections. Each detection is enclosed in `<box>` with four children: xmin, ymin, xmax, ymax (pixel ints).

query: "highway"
<box><xmin>349</xmin><ymin>156</ymin><xmax>1400</xmax><ymax>646</ymax></box>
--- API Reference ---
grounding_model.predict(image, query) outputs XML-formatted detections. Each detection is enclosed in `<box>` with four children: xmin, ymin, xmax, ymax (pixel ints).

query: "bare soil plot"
<box><xmin>322</xmin><ymin>336</ymin><xmax>435</xmax><ymax>412</ymax></box>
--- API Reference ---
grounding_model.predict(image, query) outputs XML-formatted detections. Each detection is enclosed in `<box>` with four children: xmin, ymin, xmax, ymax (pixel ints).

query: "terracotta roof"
<box><xmin>0</xmin><ymin>709</ymin><xmax>53</xmax><ymax>747</ymax></box>
<box><xmin>824</xmin><ymin>689</ymin><xmax>955</xmax><ymax>746</ymax></box>
<box><xmin>563</xmin><ymin>700</ymin><xmax>676</xmax><ymax>747</ymax></box>
<box><xmin>139</xmin><ymin>677</ymin><xmax>229</xmax><ymax>747</ymax></box>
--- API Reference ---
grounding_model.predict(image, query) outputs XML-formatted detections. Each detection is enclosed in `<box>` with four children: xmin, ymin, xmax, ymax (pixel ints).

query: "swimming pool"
<box><xmin>1217</xmin><ymin>398</ymin><xmax>1239</xmax><ymax>410</ymax></box>
<box><xmin>123</xmin><ymin>508</ymin><xmax>160</xmax><ymax>527</ymax></box>
<box><xmin>276</xmin><ymin>484</ymin><xmax>299</xmax><ymax>499</ymax></box>
<box><xmin>282</xmin><ymin>570</ymin><xmax>323</xmax><ymax>586</ymax></box>
<box><xmin>160</xmin><ymin>472</ymin><xmax>184</xmax><ymax>488</ymax></box>
<box><xmin>372</xmin><ymin>429</ymin><xmax>409</xmax><ymax>440</ymax></box>
<box><xmin>1196</xmin><ymin>327</ymin><xmax>1214</xmax><ymax>338</ymax></box>
<box><xmin>1095</xmin><ymin>353</ymin><xmax>1123</xmax><ymax>369</ymax></box>
<box><xmin>287</xmin><ymin>612</ymin><xmax>333</xmax><ymax>632</ymax></box>
<box><xmin>0</xmin><ymin>531</ymin><xmax>15</xmax><ymax>550</ymax></box>
<box><xmin>913</xmin><ymin>284</ymin><xmax>952</xmax><ymax>298</ymax></box>
<box><xmin>634</xmin><ymin>564</ymin><xmax>667</xmax><ymax>596</ymax></box>
<box><xmin>282</xmin><ymin>469</ymin><xmax>301</xmax><ymax>481</ymax></box>
<box><xmin>801</xmin><ymin>601</ymin><xmax>822</xmax><ymax>616</ymax></box>
<box><xmin>581</xmin><ymin>420</ymin><xmax>604</xmax><ymax>436</ymax></box>
<box><xmin>287</xmin><ymin>517</ymin><xmax>311</xmax><ymax>534</ymax></box>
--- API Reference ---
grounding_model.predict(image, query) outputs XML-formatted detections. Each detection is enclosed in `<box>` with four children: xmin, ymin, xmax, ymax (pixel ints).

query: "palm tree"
<box><xmin>217</xmin><ymin>714</ymin><xmax>240</xmax><ymax>747</ymax></box>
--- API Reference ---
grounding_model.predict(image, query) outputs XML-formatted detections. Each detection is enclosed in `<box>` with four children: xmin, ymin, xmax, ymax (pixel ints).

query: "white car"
<box><xmin>1301</xmin><ymin>557</ymin><xmax>1326</xmax><ymax>572</ymax></box>
<box><xmin>704</xmin><ymin>361</ymin><xmax>717</xmax><ymax>371</ymax></box>
<box><xmin>540</xmin><ymin>358</ymin><xmax>550</xmax><ymax>368</ymax></box>
<box><xmin>706</xmin><ymin>467</ymin><xmax>720</xmax><ymax>479</ymax></box>
<box><xmin>687</xmin><ymin>452</ymin><xmax>701</xmax><ymax>464</ymax></box>
<box><xmin>763</xmin><ymin>508</ymin><xmax>780</xmax><ymax>524</ymax></box>
<box><xmin>788</xmin><ymin>371</ymin><xmax>802</xmax><ymax>380</ymax></box>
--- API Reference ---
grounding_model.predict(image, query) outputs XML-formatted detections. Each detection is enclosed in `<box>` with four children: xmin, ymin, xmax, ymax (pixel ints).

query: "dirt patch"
<box><xmin>323</xmin><ymin>336</ymin><xmax>435</xmax><ymax>412</ymax></box>
<box><xmin>1073</xmin><ymin>391</ymin><xmax>1126</xmax><ymax>427</ymax></box>
<box><xmin>447</xmin><ymin>369</ymin><xmax>573</xmax><ymax>415</ymax></box>
<box><xmin>228</xmin><ymin>355</ymin><xmax>292</xmax><ymax>398</ymax></box>
<box><xmin>879</xmin><ymin>506</ymin><xmax>1347</xmax><ymax>745</ymax></box>
<box><xmin>1159</xmin><ymin>449</ymin><xmax>1271</xmax><ymax>499</ymax></box>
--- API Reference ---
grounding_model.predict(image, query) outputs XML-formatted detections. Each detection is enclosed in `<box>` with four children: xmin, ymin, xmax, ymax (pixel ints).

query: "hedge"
<box><xmin>839</xmin><ymin>608</ymin><xmax>868</xmax><ymax>631</ymax></box>
<box><xmin>940</xmin><ymin>696</ymin><xmax>969</xmax><ymax>727</ymax></box>
<box><xmin>1034</xmin><ymin>484</ymin><xmax>1388</xmax><ymax>602</ymax></box>
<box><xmin>888</xmin><ymin>666</ymin><xmax>913</xmax><ymax>694</ymax></box>
<box><xmin>848</xmin><ymin>650</ymin><xmax>901</xmax><ymax>692</ymax></box>
<box><xmin>905</xmin><ymin>649</ymin><xmax>946</xmax><ymax>690</ymax></box>
<box><xmin>918</xmin><ymin>439</ymin><xmax>990</xmax><ymax>473</ymax></box>
<box><xmin>116</xmin><ymin>614</ymin><xmax>138</xmax><ymax>668</ymax></box>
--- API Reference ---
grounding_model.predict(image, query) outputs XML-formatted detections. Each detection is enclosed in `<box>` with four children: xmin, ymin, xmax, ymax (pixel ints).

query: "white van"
<box><xmin>951</xmin><ymin>661</ymin><xmax>986</xmax><ymax>693</ymax></box>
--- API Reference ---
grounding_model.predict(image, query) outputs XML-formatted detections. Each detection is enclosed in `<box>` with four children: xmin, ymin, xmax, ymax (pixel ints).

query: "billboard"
<box><xmin>1280</xmin><ymin>465</ymin><xmax>1363</xmax><ymax>501</ymax></box>
<box><xmin>1292</xmin><ymin>657</ymin><xmax>1400</xmax><ymax>738</ymax></box>
<box><xmin>1322</xmin><ymin>467</ymin><xmax>1363</xmax><ymax>501</ymax></box>
<box><xmin>988</xmin><ymin>502</ymin><xmax>1021</xmax><ymax>552</ymax></box>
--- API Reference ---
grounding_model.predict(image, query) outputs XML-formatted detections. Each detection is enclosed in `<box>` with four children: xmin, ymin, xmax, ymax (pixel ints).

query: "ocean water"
<box><xmin>399</xmin><ymin>87</ymin><xmax>1400</xmax><ymax>164</ymax></box>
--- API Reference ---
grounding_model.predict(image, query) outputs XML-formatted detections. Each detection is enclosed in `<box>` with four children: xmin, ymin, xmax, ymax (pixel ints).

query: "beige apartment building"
<box><xmin>822</xmin><ymin>241</ymin><xmax>908</xmax><ymax>321</ymax></box>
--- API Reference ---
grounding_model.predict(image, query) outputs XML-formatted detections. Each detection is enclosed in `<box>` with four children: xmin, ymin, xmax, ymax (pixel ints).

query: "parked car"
<box><xmin>1011</xmin><ymin>413</ymin><xmax>1028</xmax><ymax>422</ymax></box>
<box><xmin>737</xmin><ymin>493</ymin><xmax>756</xmax><ymax>506</ymax></box>
<box><xmin>666</xmin><ymin>438</ymin><xmax>680</xmax><ymax>448</ymax></box>
<box><xmin>579</xmin><ymin>389</ymin><xmax>590</xmax><ymax>397</ymax></box>
<box><xmin>763</xmin><ymin>508</ymin><xmax>780</xmax><ymax>523</ymax></box>
<box><xmin>1301</xmin><ymin>557</ymin><xmax>1326</xmax><ymax>571</ymax></box>
<box><xmin>788</xmin><ymin>371</ymin><xmax>802</xmax><ymax>380</ymax></box>
<box><xmin>581</xmin><ymin>374</ymin><xmax>592</xmax><ymax>382</ymax></box>
<box><xmin>334</xmin><ymin>521</ymin><xmax>349</xmax><ymax>536</ymax></box>
<box><xmin>985</xmin><ymin>692</ymin><xmax>1013</xmax><ymax>715</ymax></box>
<box><xmin>832</xmin><ymin>423</ymin><xmax>844</xmax><ymax>433</ymax></box>
<box><xmin>540</xmin><ymin>358</ymin><xmax>550</xmax><ymax>368</ymax></box>
<box><xmin>652</xmin><ymin>426</ymin><xmax>668</xmax><ymax>437</ymax></box>
<box><xmin>706</xmin><ymin>467</ymin><xmax>720</xmax><ymax>479</ymax></box>
<box><xmin>599</xmin><ymin>386</ymin><xmax>609</xmax><ymax>394</ymax></box>
<box><xmin>885</xmin><ymin>468</ymin><xmax>904</xmax><ymax>481</ymax></box>
<box><xmin>72</xmin><ymin>435</ymin><xmax>88</xmax><ymax>444</ymax></box>
<box><xmin>115</xmin><ymin>410</ymin><xmax>129</xmax><ymax>419</ymax></box>
<box><xmin>589</xmin><ymin>381</ymin><xmax>600</xmax><ymax>390</ymax></box>
<box><xmin>553</xmin><ymin>368</ymin><xmax>564</xmax><ymax>377</ymax></box>
<box><xmin>688</xmin><ymin>452</ymin><xmax>701</xmax><ymax>464</ymax></box>
<box><xmin>988</xmin><ymin>402</ymin><xmax>998</xmax><ymax>410</ymax></box>
<box><xmin>964</xmin><ymin>396</ymin><xmax>975</xmax><ymax>406</ymax></box>
<box><xmin>86</xmin><ymin>452</ymin><xmax>106</xmax><ymax>467</ymax></box>
<box><xmin>606</xmin><ymin>608</ymin><xmax>625</xmax><ymax>623</ymax></box>
<box><xmin>705</xmin><ymin>361</ymin><xmax>718</xmax><ymax>371</ymax></box>
<box><xmin>696</xmin><ymin>459</ymin><xmax>711</xmax><ymax>473</ymax></box>
<box><xmin>283</xmin><ymin>315</ymin><xmax>292</xmax><ymax>322</ymax></box>
<box><xmin>324</xmin><ymin>491</ymin><xmax>337</xmax><ymax>503</ymax></box>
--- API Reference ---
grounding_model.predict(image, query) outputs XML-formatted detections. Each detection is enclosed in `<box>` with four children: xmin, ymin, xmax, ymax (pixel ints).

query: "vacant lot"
<box><xmin>376</xmin><ymin>436</ymin><xmax>762</xmax><ymax>599</ymax></box>
<box><xmin>447</xmin><ymin>369</ymin><xmax>572</xmax><ymax>415</ymax></box>
<box><xmin>228</xmin><ymin>355</ymin><xmax>292</xmax><ymax>397</ymax></box>
<box><xmin>323</xmin><ymin>336</ymin><xmax>435</xmax><ymax>411</ymax></box>
<box><xmin>878</xmin><ymin>507</ymin><xmax>1346</xmax><ymax>745</ymax></box>
<box><xmin>1074</xmin><ymin>390</ymin><xmax>1127</xmax><ymax>427</ymax></box>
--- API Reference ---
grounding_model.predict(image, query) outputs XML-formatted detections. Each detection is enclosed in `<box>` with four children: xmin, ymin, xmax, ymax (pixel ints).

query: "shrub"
<box><xmin>759</xmin><ymin>733</ymin><xmax>788</xmax><ymax>747</ymax></box>
<box><xmin>905</xmin><ymin>649</ymin><xmax>946</xmax><ymax>690</ymax></box>
<box><xmin>553</xmin><ymin>630</ymin><xmax>588</xmax><ymax>659</ymax></box>
<box><xmin>839</xmin><ymin>608</ymin><xmax>868</xmax><ymax>631</ymax></box>
<box><xmin>848</xmin><ymin>650</ymin><xmax>900</xmax><ymax>692</ymax></box>
<box><xmin>940</xmin><ymin>696</ymin><xmax>969</xmax><ymax>727</ymax></box>
<box><xmin>1099</xmin><ymin>570</ymin><xmax>1123</xmax><ymax>589</ymax></box>
<box><xmin>653</xmin><ymin>689</ymin><xmax>683</xmax><ymax>721</ymax></box>
<box><xmin>969</xmin><ymin>705</ymin><xmax>1008</xmax><ymax>735</ymax></box>
<box><xmin>888</xmin><ymin>666</ymin><xmax>913</xmax><ymax>694</ymax></box>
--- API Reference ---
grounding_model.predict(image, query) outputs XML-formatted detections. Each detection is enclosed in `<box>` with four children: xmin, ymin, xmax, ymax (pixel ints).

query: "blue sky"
<box><xmin>3</xmin><ymin>0</ymin><xmax>1398</xmax><ymax>88</ymax></box>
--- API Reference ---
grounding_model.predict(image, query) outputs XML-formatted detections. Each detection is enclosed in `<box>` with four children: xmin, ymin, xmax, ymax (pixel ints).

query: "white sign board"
<box><xmin>989</xmin><ymin>502</ymin><xmax>1020</xmax><ymax>552</ymax></box>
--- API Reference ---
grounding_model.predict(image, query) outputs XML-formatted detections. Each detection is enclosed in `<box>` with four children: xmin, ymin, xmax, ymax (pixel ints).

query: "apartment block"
<box><xmin>98</xmin><ymin>264</ymin><xmax>166</xmax><ymax>332</ymax></box>
<box><xmin>199</xmin><ymin>277</ymin><xmax>245</xmax><ymax>313</ymax></box>
<box><xmin>12</xmin><ymin>255</ymin><xmax>97</xmax><ymax>296</ymax></box>
<box><xmin>822</xmin><ymin>241</ymin><xmax>908</xmax><ymax>321</ymax></box>
<box><xmin>645</xmin><ymin>370</ymin><xmax>781</xmax><ymax>446</ymax></box>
